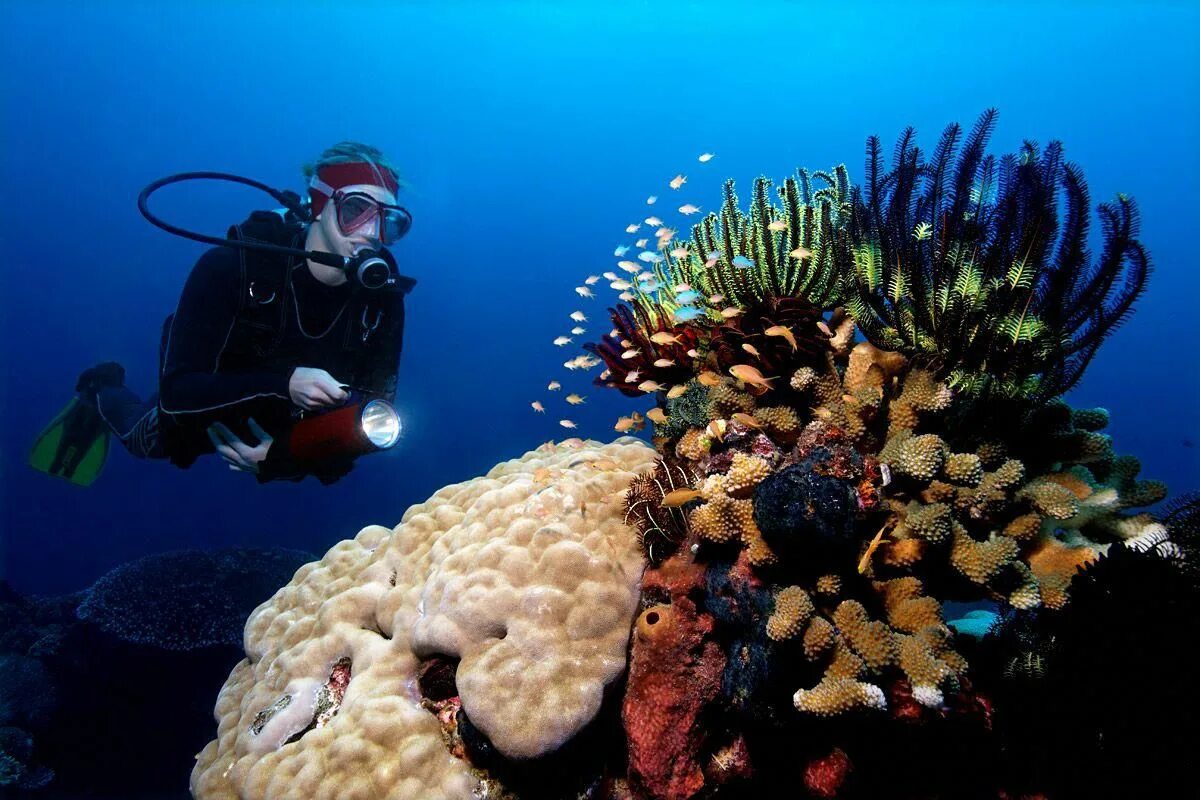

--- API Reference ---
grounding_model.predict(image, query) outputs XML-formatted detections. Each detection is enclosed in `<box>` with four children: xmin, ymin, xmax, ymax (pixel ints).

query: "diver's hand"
<box><xmin>207</xmin><ymin>418</ymin><xmax>273</xmax><ymax>474</ymax></box>
<box><xmin>289</xmin><ymin>367</ymin><xmax>349</xmax><ymax>410</ymax></box>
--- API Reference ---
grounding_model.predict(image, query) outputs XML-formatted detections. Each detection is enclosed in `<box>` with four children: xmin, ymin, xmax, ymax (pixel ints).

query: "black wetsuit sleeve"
<box><xmin>159</xmin><ymin>247</ymin><xmax>293</xmax><ymax>414</ymax></box>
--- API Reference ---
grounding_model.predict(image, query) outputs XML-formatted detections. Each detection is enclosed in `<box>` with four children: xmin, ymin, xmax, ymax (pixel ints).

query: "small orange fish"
<box><xmin>600</xmin><ymin>369</ymin><xmax>611</xmax><ymax>380</ymax></box>
<box><xmin>650</xmin><ymin>331</ymin><xmax>682</xmax><ymax>345</ymax></box>
<box><xmin>731</xmin><ymin>412</ymin><xmax>762</xmax><ymax>429</ymax></box>
<box><xmin>667</xmin><ymin>384</ymin><xmax>689</xmax><ymax>399</ymax></box>
<box><xmin>614</xmin><ymin>414</ymin><xmax>646</xmax><ymax>433</ymax></box>
<box><xmin>817</xmin><ymin>320</ymin><xmax>833</xmax><ymax>337</ymax></box>
<box><xmin>742</xmin><ymin>343</ymin><xmax>761</xmax><ymax>358</ymax></box>
<box><xmin>621</xmin><ymin>348</ymin><xmax>641</xmax><ymax>359</ymax></box>
<box><xmin>646</xmin><ymin>407</ymin><xmax>668</xmax><ymax>424</ymax></box>
<box><xmin>729</xmin><ymin>364</ymin><xmax>776</xmax><ymax>391</ymax></box>
<box><xmin>767</xmin><ymin>220</ymin><xmax>787</xmax><ymax>232</ymax></box>
<box><xmin>697</xmin><ymin>370</ymin><xmax>722</xmax><ymax>387</ymax></box>
<box><xmin>566</xmin><ymin>394</ymin><xmax>586</xmax><ymax>405</ymax></box>
<box><xmin>547</xmin><ymin>381</ymin><xmax>561</xmax><ymax>390</ymax></box>
<box><xmin>653</xmin><ymin>358</ymin><xmax>676</xmax><ymax>368</ymax></box>
<box><xmin>656</xmin><ymin>227</ymin><xmax>674</xmax><ymax>239</ymax></box>
<box><xmin>635</xmin><ymin>238</ymin><xmax>649</xmax><ymax>248</ymax></box>
<box><xmin>706</xmin><ymin>419</ymin><xmax>727</xmax><ymax>441</ymax></box>
<box><xmin>531</xmin><ymin>401</ymin><xmax>545</xmax><ymax>413</ymax></box>
<box><xmin>678</xmin><ymin>204</ymin><xmax>701</xmax><ymax>215</ymax></box>
<box><xmin>661</xmin><ymin>488</ymin><xmax>703</xmax><ymax>507</ymax></box>
<box><xmin>617</xmin><ymin>260</ymin><xmax>639</xmax><ymax>272</ymax></box>
<box><xmin>575</xmin><ymin>286</ymin><xmax>595</xmax><ymax>298</ymax></box>
<box><xmin>765</xmin><ymin>325</ymin><xmax>797</xmax><ymax>351</ymax></box>
<box><xmin>619</xmin><ymin>291</ymin><xmax>635</xmax><ymax>301</ymax></box>
<box><xmin>708</xmin><ymin>294</ymin><xmax>725</xmax><ymax>304</ymax></box>
<box><xmin>720</xmin><ymin>307</ymin><xmax>744</xmax><ymax>318</ymax></box>
<box><xmin>638</xmin><ymin>380</ymin><xmax>667</xmax><ymax>393</ymax></box>
<box><xmin>686</xmin><ymin>349</ymin><xmax>700</xmax><ymax>358</ymax></box>
<box><xmin>670</xmin><ymin>248</ymin><xmax>690</xmax><ymax>259</ymax></box>
<box><xmin>625</xmin><ymin>369</ymin><xmax>641</xmax><ymax>383</ymax></box>
<box><xmin>857</xmin><ymin>520</ymin><xmax>895</xmax><ymax>574</ymax></box>
<box><xmin>669</xmin><ymin>174</ymin><xmax>687</xmax><ymax>190</ymax></box>
<box><xmin>584</xmin><ymin>275</ymin><xmax>600</xmax><ymax>285</ymax></box>
<box><xmin>602</xmin><ymin>271</ymin><xmax>619</xmax><ymax>281</ymax></box>
<box><xmin>559</xmin><ymin>419</ymin><xmax>577</xmax><ymax>429</ymax></box>
<box><xmin>790</xmin><ymin>246</ymin><xmax>812</xmax><ymax>260</ymax></box>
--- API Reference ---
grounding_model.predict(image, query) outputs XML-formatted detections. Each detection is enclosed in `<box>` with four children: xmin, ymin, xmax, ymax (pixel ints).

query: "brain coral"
<box><xmin>191</xmin><ymin>437</ymin><xmax>657</xmax><ymax>800</ymax></box>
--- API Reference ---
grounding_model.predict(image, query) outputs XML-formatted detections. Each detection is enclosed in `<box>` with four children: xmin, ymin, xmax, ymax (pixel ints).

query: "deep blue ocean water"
<box><xmin>2</xmin><ymin>1</ymin><xmax>1197</xmax><ymax>599</ymax></box>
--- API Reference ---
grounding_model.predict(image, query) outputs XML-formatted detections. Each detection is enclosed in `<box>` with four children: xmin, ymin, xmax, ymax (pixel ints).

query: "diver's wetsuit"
<box><xmin>94</xmin><ymin>220</ymin><xmax>406</xmax><ymax>484</ymax></box>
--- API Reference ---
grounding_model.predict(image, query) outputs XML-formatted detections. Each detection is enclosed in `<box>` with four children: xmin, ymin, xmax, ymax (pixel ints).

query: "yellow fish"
<box><xmin>547</xmin><ymin>381</ymin><xmax>561</xmax><ymax>390</ymax></box>
<box><xmin>625</xmin><ymin>370</ymin><xmax>641</xmax><ymax>383</ymax></box>
<box><xmin>661</xmin><ymin>488</ymin><xmax>703</xmax><ymax>507</ymax></box>
<box><xmin>667</xmin><ymin>384</ymin><xmax>689</xmax><ymax>399</ymax></box>
<box><xmin>650</xmin><ymin>331</ymin><xmax>683</xmax><ymax>345</ymax></box>
<box><xmin>602</xmin><ymin>271</ymin><xmax>619</xmax><ymax>281</ymax></box>
<box><xmin>817</xmin><ymin>320</ymin><xmax>833</xmax><ymax>337</ymax></box>
<box><xmin>531</xmin><ymin>401</ymin><xmax>545</xmax><ymax>413</ymax></box>
<box><xmin>653</xmin><ymin>358</ymin><xmax>676</xmax><ymax>368</ymax></box>
<box><xmin>646</xmin><ymin>407</ymin><xmax>668</xmax><ymax>424</ymax></box>
<box><xmin>669</xmin><ymin>174</ymin><xmax>687</xmax><ymax>190</ymax></box>
<box><xmin>566</xmin><ymin>394</ymin><xmax>586</xmax><ymax>405</ymax></box>
<box><xmin>678</xmin><ymin>204</ymin><xmax>701</xmax><ymax>215</ymax></box>
<box><xmin>697</xmin><ymin>370</ymin><xmax>722</xmax><ymax>387</ymax></box>
<box><xmin>857</xmin><ymin>521</ymin><xmax>895</xmax><ymax>574</ymax></box>
<box><xmin>765</xmin><ymin>325</ymin><xmax>797</xmax><ymax>351</ymax></box>
<box><xmin>728</xmin><ymin>364</ymin><xmax>776</xmax><ymax>392</ymax></box>
<box><xmin>619</xmin><ymin>291</ymin><xmax>635</xmax><ymax>301</ymax></box>
<box><xmin>656</xmin><ymin>227</ymin><xmax>674</xmax><ymax>239</ymax></box>
<box><xmin>731</xmin><ymin>412</ymin><xmax>762</xmax><ymax>429</ymax></box>
<box><xmin>622</xmin><ymin>348</ymin><xmax>641</xmax><ymax>359</ymax></box>
<box><xmin>720</xmin><ymin>307</ymin><xmax>744</xmax><ymax>318</ymax></box>
<box><xmin>638</xmin><ymin>380</ymin><xmax>667</xmax><ymax>393</ymax></box>
<box><xmin>706</xmin><ymin>419</ymin><xmax>727</xmax><ymax>441</ymax></box>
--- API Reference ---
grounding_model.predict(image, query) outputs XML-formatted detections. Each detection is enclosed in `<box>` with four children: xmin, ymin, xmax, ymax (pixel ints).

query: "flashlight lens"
<box><xmin>361</xmin><ymin>400</ymin><xmax>401</xmax><ymax>449</ymax></box>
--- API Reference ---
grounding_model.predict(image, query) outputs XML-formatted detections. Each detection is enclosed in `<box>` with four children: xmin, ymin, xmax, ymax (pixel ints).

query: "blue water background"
<box><xmin>2</xmin><ymin>1</ymin><xmax>1197</xmax><ymax>596</ymax></box>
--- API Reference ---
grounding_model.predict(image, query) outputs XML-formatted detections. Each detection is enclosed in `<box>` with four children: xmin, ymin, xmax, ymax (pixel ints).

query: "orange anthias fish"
<box><xmin>741</xmin><ymin>343</ymin><xmax>761</xmax><ymax>359</ymax></box>
<box><xmin>667</xmin><ymin>384</ymin><xmax>689</xmax><ymax>399</ymax></box>
<box><xmin>767</xmin><ymin>220</ymin><xmax>787</xmax><ymax>232</ymax></box>
<box><xmin>730</xmin><ymin>412</ymin><xmax>762</xmax><ymax>429</ymax></box>
<box><xmin>729</xmin><ymin>364</ymin><xmax>776</xmax><ymax>392</ymax></box>
<box><xmin>646</xmin><ymin>407</ymin><xmax>668</xmax><ymax>424</ymax></box>
<box><xmin>764</xmin><ymin>325</ymin><xmax>797</xmax><ymax>351</ymax></box>
<box><xmin>661</xmin><ymin>488</ymin><xmax>703</xmax><ymax>507</ymax></box>
<box><xmin>547</xmin><ymin>381</ymin><xmax>561</xmax><ymax>390</ymax></box>
<box><xmin>638</xmin><ymin>380</ymin><xmax>667</xmax><ymax>393</ymax></box>
<box><xmin>697</xmin><ymin>370</ymin><xmax>723</xmax><ymax>387</ymax></box>
<box><xmin>669</xmin><ymin>174</ymin><xmax>687</xmax><ymax>190</ymax></box>
<box><xmin>650</xmin><ymin>331</ymin><xmax>683</xmax><ymax>345</ymax></box>
<box><xmin>857</xmin><ymin>520</ymin><xmax>895</xmax><ymax>574</ymax></box>
<box><xmin>566</xmin><ymin>394</ymin><xmax>586</xmax><ymax>405</ymax></box>
<box><xmin>614</xmin><ymin>412</ymin><xmax>646</xmax><ymax>433</ymax></box>
<box><xmin>559</xmin><ymin>419</ymin><xmax>578</xmax><ymax>429</ymax></box>
<box><xmin>531</xmin><ymin>401</ymin><xmax>545</xmax><ymax>413</ymax></box>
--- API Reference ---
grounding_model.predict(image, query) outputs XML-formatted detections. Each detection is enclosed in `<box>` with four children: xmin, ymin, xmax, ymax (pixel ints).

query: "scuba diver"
<box><xmin>30</xmin><ymin>142</ymin><xmax>415</xmax><ymax>486</ymax></box>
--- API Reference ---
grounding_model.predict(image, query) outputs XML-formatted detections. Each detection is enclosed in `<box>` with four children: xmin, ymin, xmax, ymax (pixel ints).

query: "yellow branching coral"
<box><xmin>1027</xmin><ymin>538</ymin><xmax>1099</xmax><ymax>609</ymax></box>
<box><xmin>903</xmin><ymin>501</ymin><xmax>953</xmax><ymax>544</ymax></box>
<box><xmin>1004</xmin><ymin>512</ymin><xmax>1043</xmax><ymax>541</ymax></box>
<box><xmin>676</xmin><ymin>428</ymin><xmax>709</xmax><ymax>461</ymax></box>
<box><xmin>881</xmin><ymin>536</ymin><xmax>926</xmax><ymax>568</ymax></box>
<box><xmin>755</xmin><ymin>406</ymin><xmax>801</xmax><ymax>439</ymax></box>
<box><xmin>709</xmin><ymin>383</ymin><xmax>756</xmax><ymax>417</ymax></box>
<box><xmin>793</xmin><ymin>678</ymin><xmax>886</xmax><ymax>716</ymax></box>
<box><xmin>944</xmin><ymin>453</ymin><xmax>984</xmax><ymax>487</ymax></box>
<box><xmin>889</xmin><ymin>433</ymin><xmax>948</xmax><ymax>481</ymax></box>
<box><xmin>1019</xmin><ymin>480</ymin><xmax>1080</xmax><ymax>520</ymax></box>
<box><xmin>832</xmin><ymin>600</ymin><xmax>898</xmax><ymax>671</ymax></box>
<box><xmin>844</xmin><ymin>342</ymin><xmax>907</xmax><ymax>394</ymax></box>
<box><xmin>815</xmin><ymin>574</ymin><xmax>843</xmax><ymax>597</ymax></box>
<box><xmin>766</xmin><ymin>586</ymin><xmax>814</xmax><ymax>642</ymax></box>
<box><xmin>691</xmin><ymin>498</ymin><xmax>739</xmax><ymax>544</ymax></box>
<box><xmin>976</xmin><ymin>440</ymin><xmax>1008</xmax><ymax>468</ymax></box>
<box><xmin>803</xmin><ymin>616</ymin><xmax>837</xmax><ymax>660</ymax></box>
<box><xmin>725</xmin><ymin>452</ymin><xmax>772</xmax><ymax>498</ymax></box>
<box><xmin>949</xmin><ymin>524</ymin><xmax>1019</xmax><ymax>584</ymax></box>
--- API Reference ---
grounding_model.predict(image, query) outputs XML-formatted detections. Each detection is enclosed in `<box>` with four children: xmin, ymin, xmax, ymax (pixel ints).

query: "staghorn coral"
<box><xmin>765</xmin><ymin>586</ymin><xmax>814</xmax><ymax>642</ymax></box>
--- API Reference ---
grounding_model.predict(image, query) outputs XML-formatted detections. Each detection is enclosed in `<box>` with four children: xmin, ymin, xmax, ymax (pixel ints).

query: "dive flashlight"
<box><xmin>288</xmin><ymin>392</ymin><xmax>402</xmax><ymax>464</ymax></box>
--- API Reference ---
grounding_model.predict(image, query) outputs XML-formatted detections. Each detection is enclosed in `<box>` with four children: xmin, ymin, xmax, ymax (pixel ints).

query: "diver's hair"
<box><xmin>302</xmin><ymin>141</ymin><xmax>405</xmax><ymax>191</ymax></box>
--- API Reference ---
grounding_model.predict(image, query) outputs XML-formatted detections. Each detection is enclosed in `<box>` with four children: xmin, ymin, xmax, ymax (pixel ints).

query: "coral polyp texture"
<box><xmin>191</xmin><ymin>437</ymin><xmax>657</xmax><ymax>799</ymax></box>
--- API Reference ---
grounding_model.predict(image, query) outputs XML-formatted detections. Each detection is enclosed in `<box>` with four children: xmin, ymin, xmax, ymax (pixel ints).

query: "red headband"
<box><xmin>308</xmin><ymin>162</ymin><xmax>400</xmax><ymax>218</ymax></box>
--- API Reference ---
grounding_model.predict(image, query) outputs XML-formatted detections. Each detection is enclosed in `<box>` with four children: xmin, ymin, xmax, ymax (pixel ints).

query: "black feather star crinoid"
<box><xmin>846</xmin><ymin>108</ymin><xmax>1151</xmax><ymax>408</ymax></box>
<box><xmin>624</xmin><ymin>459</ymin><xmax>700</xmax><ymax>564</ymax></box>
